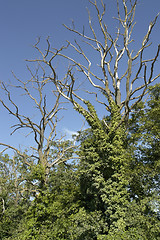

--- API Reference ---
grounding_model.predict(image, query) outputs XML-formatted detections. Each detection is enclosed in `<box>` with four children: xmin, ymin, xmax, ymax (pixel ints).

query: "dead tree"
<box><xmin>27</xmin><ymin>0</ymin><xmax>160</xmax><ymax>130</ymax></box>
<box><xmin>0</xmin><ymin>61</ymin><xmax>76</xmax><ymax>187</ymax></box>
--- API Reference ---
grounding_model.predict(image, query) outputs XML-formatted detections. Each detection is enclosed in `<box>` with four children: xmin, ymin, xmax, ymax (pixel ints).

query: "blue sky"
<box><xmin>0</xmin><ymin>0</ymin><xmax>160</xmax><ymax>152</ymax></box>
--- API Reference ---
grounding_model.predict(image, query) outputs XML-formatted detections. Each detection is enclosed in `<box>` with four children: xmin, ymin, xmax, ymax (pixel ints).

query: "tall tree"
<box><xmin>25</xmin><ymin>0</ymin><xmax>160</xmax><ymax>237</ymax></box>
<box><xmin>0</xmin><ymin>0</ymin><xmax>160</xmax><ymax>239</ymax></box>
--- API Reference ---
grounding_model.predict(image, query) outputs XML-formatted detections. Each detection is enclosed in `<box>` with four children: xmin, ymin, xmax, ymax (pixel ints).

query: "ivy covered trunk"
<box><xmin>77</xmin><ymin>101</ymin><xmax>131</xmax><ymax>235</ymax></box>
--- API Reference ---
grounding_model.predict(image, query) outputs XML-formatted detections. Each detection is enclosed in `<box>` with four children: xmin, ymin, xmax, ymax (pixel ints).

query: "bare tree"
<box><xmin>0</xmin><ymin>60</ymin><xmax>76</xmax><ymax>187</ymax></box>
<box><xmin>27</xmin><ymin>0</ymin><xmax>160</xmax><ymax>130</ymax></box>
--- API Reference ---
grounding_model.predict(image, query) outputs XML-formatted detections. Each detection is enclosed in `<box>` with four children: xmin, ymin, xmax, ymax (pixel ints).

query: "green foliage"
<box><xmin>0</xmin><ymin>154</ymin><xmax>31</xmax><ymax>239</ymax></box>
<box><xmin>76</xmin><ymin>86</ymin><xmax>160</xmax><ymax>238</ymax></box>
<box><xmin>76</xmin><ymin>102</ymin><xmax>131</xmax><ymax>234</ymax></box>
<box><xmin>5</xmin><ymin>163</ymin><xmax>79</xmax><ymax>239</ymax></box>
<box><xmin>0</xmin><ymin>85</ymin><xmax>160</xmax><ymax>239</ymax></box>
<box><xmin>128</xmin><ymin>84</ymin><xmax>160</xmax><ymax>208</ymax></box>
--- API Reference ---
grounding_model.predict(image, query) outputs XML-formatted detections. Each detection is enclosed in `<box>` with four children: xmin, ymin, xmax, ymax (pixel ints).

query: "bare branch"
<box><xmin>0</xmin><ymin>59</ymin><xmax>77</xmax><ymax>185</ymax></box>
<box><xmin>37</xmin><ymin>0</ymin><xmax>159</xmax><ymax>127</ymax></box>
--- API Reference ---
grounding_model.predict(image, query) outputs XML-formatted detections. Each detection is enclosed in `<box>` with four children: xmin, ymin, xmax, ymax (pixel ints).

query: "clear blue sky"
<box><xmin>0</xmin><ymin>0</ymin><xmax>160</xmax><ymax>152</ymax></box>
